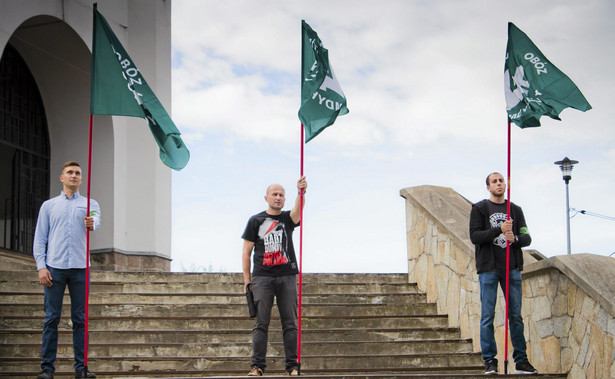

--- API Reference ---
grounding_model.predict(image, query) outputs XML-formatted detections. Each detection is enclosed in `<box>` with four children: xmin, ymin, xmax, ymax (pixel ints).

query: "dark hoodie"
<box><xmin>469</xmin><ymin>199</ymin><xmax>531</xmax><ymax>274</ymax></box>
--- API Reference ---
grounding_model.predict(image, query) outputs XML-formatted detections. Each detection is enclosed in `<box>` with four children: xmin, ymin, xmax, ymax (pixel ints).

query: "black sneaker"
<box><xmin>484</xmin><ymin>358</ymin><xmax>498</xmax><ymax>375</ymax></box>
<box><xmin>515</xmin><ymin>360</ymin><xmax>537</xmax><ymax>374</ymax></box>
<box><xmin>75</xmin><ymin>366</ymin><xmax>96</xmax><ymax>378</ymax></box>
<box><xmin>37</xmin><ymin>371</ymin><xmax>54</xmax><ymax>379</ymax></box>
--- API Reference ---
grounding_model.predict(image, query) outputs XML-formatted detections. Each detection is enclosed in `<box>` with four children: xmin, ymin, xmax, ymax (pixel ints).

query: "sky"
<box><xmin>169</xmin><ymin>0</ymin><xmax>615</xmax><ymax>273</ymax></box>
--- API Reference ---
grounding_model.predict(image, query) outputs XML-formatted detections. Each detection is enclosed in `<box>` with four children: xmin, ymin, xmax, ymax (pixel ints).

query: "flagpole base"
<box><xmin>297</xmin><ymin>362</ymin><xmax>301</xmax><ymax>376</ymax></box>
<box><xmin>504</xmin><ymin>360</ymin><xmax>508</xmax><ymax>374</ymax></box>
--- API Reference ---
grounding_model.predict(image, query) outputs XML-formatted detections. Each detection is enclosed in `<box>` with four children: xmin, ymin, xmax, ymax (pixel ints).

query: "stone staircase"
<box><xmin>0</xmin><ymin>270</ymin><xmax>565</xmax><ymax>378</ymax></box>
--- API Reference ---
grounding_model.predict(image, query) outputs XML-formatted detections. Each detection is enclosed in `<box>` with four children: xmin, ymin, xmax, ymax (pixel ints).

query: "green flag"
<box><xmin>90</xmin><ymin>4</ymin><xmax>189</xmax><ymax>170</ymax></box>
<box><xmin>298</xmin><ymin>20</ymin><xmax>349</xmax><ymax>143</ymax></box>
<box><xmin>505</xmin><ymin>22</ymin><xmax>591</xmax><ymax>129</ymax></box>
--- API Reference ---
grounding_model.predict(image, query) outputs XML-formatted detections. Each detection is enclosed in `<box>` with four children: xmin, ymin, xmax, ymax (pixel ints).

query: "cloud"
<box><xmin>170</xmin><ymin>0</ymin><xmax>615</xmax><ymax>272</ymax></box>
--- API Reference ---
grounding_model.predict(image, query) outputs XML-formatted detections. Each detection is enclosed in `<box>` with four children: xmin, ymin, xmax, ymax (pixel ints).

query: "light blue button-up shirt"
<box><xmin>33</xmin><ymin>191</ymin><xmax>101</xmax><ymax>270</ymax></box>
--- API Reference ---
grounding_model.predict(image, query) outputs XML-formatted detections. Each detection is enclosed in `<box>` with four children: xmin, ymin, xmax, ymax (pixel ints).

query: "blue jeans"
<box><xmin>251</xmin><ymin>275</ymin><xmax>298</xmax><ymax>372</ymax></box>
<box><xmin>479</xmin><ymin>269</ymin><xmax>527</xmax><ymax>364</ymax></box>
<box><xmin>41</xmin><ymin>267</ymin><xmax>88</xmax><ymax>372</ymax></box>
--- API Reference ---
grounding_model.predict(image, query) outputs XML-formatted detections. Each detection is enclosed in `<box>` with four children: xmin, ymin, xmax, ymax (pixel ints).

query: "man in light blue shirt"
<box><xmin>33</xmin><ymin>161</ymin><xmax>101</xmax><ymax>379</ymax></box>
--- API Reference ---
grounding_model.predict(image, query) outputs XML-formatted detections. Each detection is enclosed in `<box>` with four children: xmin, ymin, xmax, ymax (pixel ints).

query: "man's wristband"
<box><xmin>298</xmin><ymin>190</ymin><xmax>306</xmax><ymax>195</ymax></box>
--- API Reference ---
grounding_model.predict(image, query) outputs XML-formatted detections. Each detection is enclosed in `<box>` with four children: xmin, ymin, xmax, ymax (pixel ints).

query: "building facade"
<box><xmin>0</xmin><ymin>0</ymin><xmax>174</xmax><ymax>271</ymax></box>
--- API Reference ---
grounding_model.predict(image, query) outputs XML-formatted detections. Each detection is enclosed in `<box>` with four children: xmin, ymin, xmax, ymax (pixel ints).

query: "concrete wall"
<box><xmin>0</xmin><ymin>0</ymin><xmax>174</xmax><ymax>270</ymax></box>
<box><xmin>401</xmin><ymin>185</ymin><xmax>615</xmax><ymax>378</ymax></box>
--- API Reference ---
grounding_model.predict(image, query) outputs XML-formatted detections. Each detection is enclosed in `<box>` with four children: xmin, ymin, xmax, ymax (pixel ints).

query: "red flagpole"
<box><xmin>504</xmin><ymin>118</ymin><xmax>512</xmax><ymax>374</ymax></box>
<box><xmin>297</xmin><ymin>19</ymin><xmax>304</xmax><ymax>374</ymax></box>
<box><xmin>297</xmin><ymin>123</ymin><xmax>305</xmax><ymax>373</ymax></box>
<box><xmin>85</xmin><ymin>114</ymin><xmax>93</xmax><ymax>367</ymax></box>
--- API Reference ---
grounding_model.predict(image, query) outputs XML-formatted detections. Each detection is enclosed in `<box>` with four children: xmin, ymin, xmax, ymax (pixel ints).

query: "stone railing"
<box><xmin>522</xmin><ymin>255</ymin><xmax>615</xmax><ymax>378</ymax></box>
<box><xmin>400</xmin><ymin>185</ymin><xmax>615</xmax><ymax>377</ymax></box>
<box><xmin>400</xmin><ymin>185</ymin><xmax>483</xmax><ymax>352</ymax></box>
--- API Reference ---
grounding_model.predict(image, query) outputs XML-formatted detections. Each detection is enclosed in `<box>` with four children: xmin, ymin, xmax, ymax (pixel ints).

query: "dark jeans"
<box><xmin>479</xmin><ymin>269</ymin><xmax>527</xmax><ymax>364</ymax></box>
<box><xmin>41</xmin><ymin>267</ymin><xmax>88</xmax><ymax>372</ymax></box>
<box><xmin>251</xmin><ymin>275</ymin><xmax>298</xmax><ymax>372</ymax></box>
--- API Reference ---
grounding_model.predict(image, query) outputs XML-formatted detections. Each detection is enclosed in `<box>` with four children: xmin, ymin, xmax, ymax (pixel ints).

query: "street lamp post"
<box><xmin>554</xmin><ymin>157</ymin><xmax>579</xmax><ymax>255</ymax></box>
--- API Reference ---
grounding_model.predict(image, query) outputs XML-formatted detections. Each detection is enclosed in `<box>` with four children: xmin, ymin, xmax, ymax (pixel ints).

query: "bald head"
<box><xmin>265</xmin><ymin>184</ymin><xmax>286</xmax><ymax>214</ymax></box>
<box><xmin>266</xmin><ymin>184</ymin><xmax>285</xmax><ymax>196</ymax></box>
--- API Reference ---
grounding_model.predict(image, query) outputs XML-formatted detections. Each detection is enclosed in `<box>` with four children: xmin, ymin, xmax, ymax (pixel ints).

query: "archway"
<box><xmin>5</xmin><ymin>15</ymin><xmax>115</xmax><ymax>256</ymax></box>
<box><xmin>0</xmin><ymin>43</ymin><xmax>50</xmax><ymax>255</ymax></box>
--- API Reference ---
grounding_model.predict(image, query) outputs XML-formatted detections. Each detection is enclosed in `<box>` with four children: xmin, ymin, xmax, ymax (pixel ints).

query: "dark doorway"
<box><xmin>0</xmin><ymin>43</ymin><xmax>50</xmax><ymax>255</ymax></box>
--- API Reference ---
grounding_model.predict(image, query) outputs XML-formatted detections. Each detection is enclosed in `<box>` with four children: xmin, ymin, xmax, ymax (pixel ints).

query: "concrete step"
<box><xmin>4</xmin><ymin>338</ymin><xmax>476</xmax><ymax>357</ymax></box>
<box><xmin>0</xmin><ymin>292</ymin><xmax>426</xmax><ymax>305</ymax></box>
<box><xmin>1</xmin><ymin>327</ymin><xmax>461</xmax><ymax>344</ymax></box>
<box><xmin>0</xmin><ymin>314</ymin><xmax>449</xmax><ymax>330</ymax></box>
<box><xmin>95</xmin><ymin>272</ymin><xmax>409</xmax><ymax>284</ymax></box>
<box><xmin>0</xmin><ymin>266</ymin><xmax>569</xmax><ymax>379</ymax></box>
<box><xmin>0</xmin><ymin>375</ymin><xmax>568</xmax><ymax>379</ymax></box>
<box><xmin>0</xmin><ymin>269</ymin><xmax>491</xmax><ymax>378</ymax></box>
<box><xmin>0</xmin><ymin>352</ymin><xmax>484</xmax><ymax>373</ymax></box>
<box><xmin>0</xmin><ymin>374</ymin><xmax>569</xmax><ymax>379</ymax></box>
<box><xmin>0</xmin><ymin>281</ymin><xmax>418</xmax><ymax>295</ymax></box>
<box><xmin>233</xmin><ymin>376</ymin><xmax>558</xmax><ymax>379</ymax></box>
<box><xmin>0</xmin><ymin>302</ymin><xmax>438</xmax><ymax>318</ymax></box>
<box><xmin>0</xmin><ymin>271</ymin><xmax>409</xmax><ymax>284</ymax></box>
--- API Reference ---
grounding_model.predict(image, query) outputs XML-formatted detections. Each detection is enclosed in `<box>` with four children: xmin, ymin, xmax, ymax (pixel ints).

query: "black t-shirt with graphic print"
<box><xmin>242</xmin><ymin>210</ymin><xmax>299</xmax><ymax>277</ymax></box>
<box><xmin>486</xmin><ymin>200</ymin><xmax>519</xmax><ymax>271</ymax></box>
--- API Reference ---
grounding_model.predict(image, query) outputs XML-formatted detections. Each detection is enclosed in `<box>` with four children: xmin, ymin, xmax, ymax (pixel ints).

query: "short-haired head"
<box><xmin>485</xmin><ymin>172</ymin><xmax>503</xmax><ymax>186</ymax></box>
<box><xmin>61</xmin><ymin>161</ymin><xmax>81</xmax><ymax>174</ymax></box>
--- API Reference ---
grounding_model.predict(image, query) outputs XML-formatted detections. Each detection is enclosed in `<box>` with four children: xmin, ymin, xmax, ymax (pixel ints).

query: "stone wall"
<box><xmin>400</xmin><ymin>185</ymin><xmax>615</xmax><ymax>377</ymax></box>
<box><xmin>523</xmin><ymin>256</ymin><xmax>615</xmax><ymax>378</ymax></box>
<box><xmin>400</xmin><ymin>185</ymin><xmax>483</xmax><ymax>352</ymax></box>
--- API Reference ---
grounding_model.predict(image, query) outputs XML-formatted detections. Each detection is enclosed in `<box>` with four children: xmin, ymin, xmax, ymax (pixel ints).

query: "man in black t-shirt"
<box><xmin>469</xmin><ymin>172</ymin><xmax>537</xmax><ymax>375</ymax></box>
<box><xmin>242</xmin><ymin>176</ymin><xmax>307</xmax><ymax>376</ymax></box>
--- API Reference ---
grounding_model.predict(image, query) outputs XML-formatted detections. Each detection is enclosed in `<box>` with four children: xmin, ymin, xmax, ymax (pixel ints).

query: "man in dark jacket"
<box><xmin>469</xmin><ymin>172</ymin><xmax>537</xmax><ymax>375</ymax></box>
